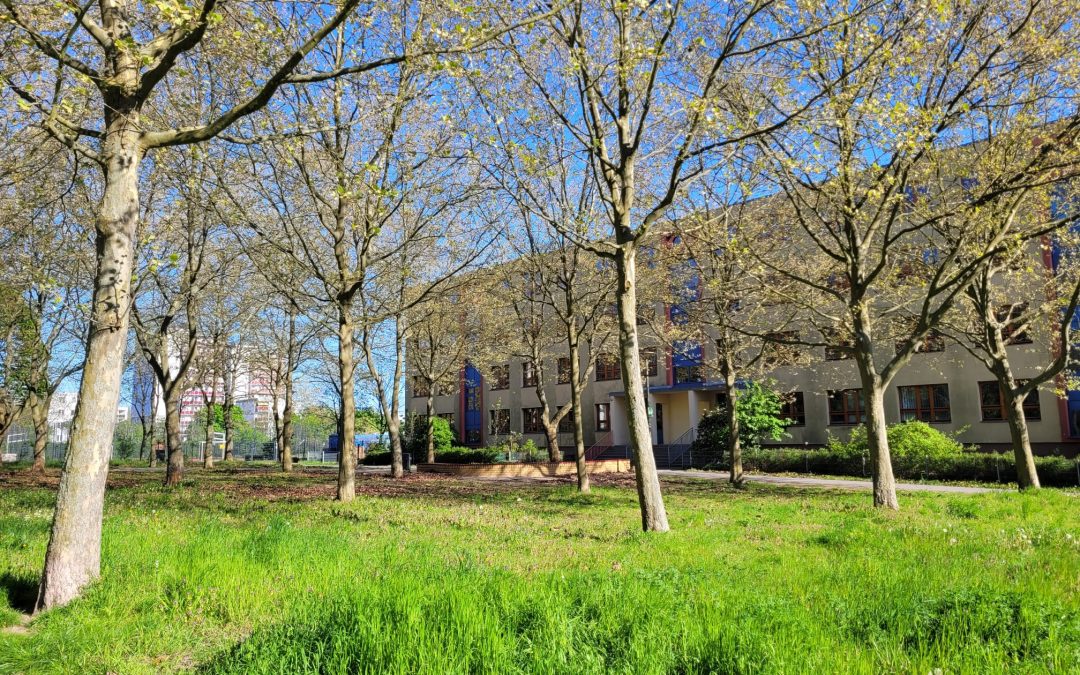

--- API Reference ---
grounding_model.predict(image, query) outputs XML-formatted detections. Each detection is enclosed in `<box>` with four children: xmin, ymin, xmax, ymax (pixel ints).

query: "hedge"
<box><xmin>434</xmin><ymin>447</ymin><xmax>502</xmax><ymax>464</ymax></box>
<box><xmin>736</xmin><ymin>447</ymin><xmax>1079</xmax><ymax>487</ymax></box>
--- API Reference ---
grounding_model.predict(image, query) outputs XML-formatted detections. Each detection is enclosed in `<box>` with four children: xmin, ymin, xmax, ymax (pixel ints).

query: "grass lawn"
<box><xmin>0</xmin><ymin>468</ymin><xmax>1077</xmax><ymax>674</ymax></box>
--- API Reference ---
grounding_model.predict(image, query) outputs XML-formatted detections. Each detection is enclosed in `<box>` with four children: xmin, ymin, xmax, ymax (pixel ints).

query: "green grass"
<box><xmin>0</xmin><ymin>470</ymin><xmax>1077</xmax><ymax>674</ymax></box>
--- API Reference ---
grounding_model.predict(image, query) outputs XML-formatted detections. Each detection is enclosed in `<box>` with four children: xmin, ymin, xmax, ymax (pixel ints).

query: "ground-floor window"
<box><xmin>411</xmin><ymin>375</ymin><xmax>431</xmax><ymax>398</ymax></box>
<box><xmin>523</xmin><ymin>407</ymin><xmax>544</xmax><ymax>434</ymax></box>
<box><xmin>595</xmin><ymin>403</ymin><xmax>610</xmax><ymax>431</ymax></box>
<box><xmin>489</xmin><ymin>409</ymin><xmax>510</xmax><ymax>435</ymax></box>
<box><xmin>781</xmin><ymin>392</ymin><xmax>806</xmax><ymax>426</ymax></box>
<box><xmin>978</xmin><ymin>381</ymin><xmax>1041</xmax><ymax>421</ymax></box>
<box><xmin>828</xmin><ymin>389</ymin><xmax>865</xmax><ymax>425</ymax></box>
<box><xmin>558</xmin><ymin>408</ymin><xmax>575</xmax><ymax>433</ymax></box>
<box><xmin>898</xmin><ymin>384</ymin><xmax>951</xmax><ymax>423</ymax></box>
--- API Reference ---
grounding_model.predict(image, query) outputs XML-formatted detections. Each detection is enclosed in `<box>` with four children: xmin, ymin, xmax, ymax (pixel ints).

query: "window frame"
<box><xmin>781</xmin><ymin>392</ymin><xmax>806</xmax><ymax>427</ymax></box>
<box><xmin>827</xmin><ymin>389</ymin><xmax>866</xmax><ymax>426</ymax></box>
<box><xmin>490</xmin><ymin>364</ymin><xmax>510</xmax><ymax>391</ymax></box>
<box><xmin>522</xmin><ymin>360</ymin><xmax>538</xmax><ymax>388</ymax></box>
<box><xmin>557</xmin><ymin>357</ymin><xmax>572</xmax><ymax>384</ymax></box>
<box><xmin>898</xmin><ymin>384</ymin><xmax>951</xmax><ymax>423</ymax></box>
<box><xmin>595</xmin><ymin>403</ymin><xmax>610</xmax><ymax>432</ymax></box>
<box><xmin>522</xmin><ymin>407</ymin><xmax>544</xmax><ymax>434</ymax></box>
<box><xmin>977</xmin><ymin>381</ymin><xmax>1041</xmax><ymax>421</ymax></box>
<box><xmin>411</xmin><ymin>375</ymin><xmax>431</xmax><ymax>398</ymax></box>
<box><xmin>488</xmin><ymin>409</ymin><xmax>510</xmax><ymax>435</ymax></box>
<box><xmin>595</xmin><ymin>353</ymin><xmax>621</xmax><ymax>381</ymax></box>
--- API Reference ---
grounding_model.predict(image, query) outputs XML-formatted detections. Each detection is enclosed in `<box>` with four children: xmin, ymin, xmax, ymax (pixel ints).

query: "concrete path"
<box><xmin>658</xmin><ymin>469</ymin><xmax>1001</xmax><ymax>494</ymax></box>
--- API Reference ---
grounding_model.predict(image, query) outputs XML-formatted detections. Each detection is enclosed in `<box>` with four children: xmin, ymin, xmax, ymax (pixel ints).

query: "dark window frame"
<box><xmin>522</xmin><ymin>360</ymin><xmax>538</xmax><ymax>388</ymax></box>
<box><xmin>828</xmin><ymin>389</ymin><xmax>866</xmax><ymax>426</ymax></box>
<box><xmin>898</xmin><ymin>384</ymin><xmax>951</xmax><ymax>423</ymax></box>
<box><xmin>411</xmin><ymin>375</ymin><xmax>431</xmax><ymax>398</ymax></box>
<box><xmin>489</xmin><ymin>409</ymin><xmax>510</xmax><ymax>435</ymax></box>
<box><xmin>595</xmin><ymin>353</ymin><xmax>621</xmax><ymax>381</ymax></box>
<box><xmin>490</xmin><ymin>364</ymin><xmax>510</xmax><ymax>391</ymax></box>
<box><xmin>522</xmin><ymin>407</ymin><xmax>544</xmax><ymax>434</ymax></box>
<box><xmin>557</xmin><ymin>357</ymin><xmax>572</xmax><ymax>384</ymax></box>
<box><xmin>595</xmin><ymin>403</ymin><xmax>610</xmax><ymax>432</ymax></box>
<box><xmin>781</xmin><ymin>392</ymin><xmax>806</xmax><ymax>426</ymax></box>
<box><xmin>978</xmin><ymin>381</ymin><xmax>1041</xmax><ymax>421</ymax></box>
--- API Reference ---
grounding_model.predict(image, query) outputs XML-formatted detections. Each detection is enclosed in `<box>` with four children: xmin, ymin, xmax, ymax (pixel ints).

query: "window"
<box><xmin>898</xmin><ymin>384</ymin><xmax>951</xmax><ymax>423</ymax></box>
<box><xmin>828</xmin><ymin>389</ymin><xmax>865</xmax><ymax>425</ymax></box>
<box><xmin>640</xmin><ymin>348</ymin><xmax>658</xmax><ymax>377</ymax></box>
<box><xmin>522</xmin><ymin>361</ymin><xmax>538</xmax><ymax>388</ymax></box>
<box><xmin>595</xmin><ymin>403</ymin><xmax>610</xmax><ymax>431</ymax></box>
<box><xmin>823</xmin><ymin>329</ymin><xmax>852</xmax><ymax>361</ymax></box>
<box><xmin>523</xmin><ymin>407</ymin><xmax>544</xmax><ymax>434</ymax></box>
<box><xmin>674</xmin><ymin>365</ymin><xmax>704</xmax><ymax>384</ymax></box>
<box><xmin>996</xmin><ymin>303</ymin><xmax>1033</xmax><ymax>345</ymax></box>
<box><xmin>596</xmin><ymin>353</ymin><xmax>621</xmax><ymax>381</ymax></box>
<box><xmin>557</xmin><ymin>357</ymin><xmax>572</xmax><ymax>384</ymax></box>
<box><xmin>558</xmin><ymin>408</ymin><xmax>575</xmax><ymax>433</ymax></box>
<box><xmin>489</xmin><ymin>409</ymin><xmax>510</xmax><ymax>435</ymax></box>
<box><xmin>763</xmin><ymin>331</ymin><xmax>800</xmax><ymax>368</ymax></box>
<box><xmin>893</xmin><ymin>316</ymin><xmax>946</xmax><ymax>354</ymax></box>
<box><xmin>412</xmin><ymin>375</ymin><xmax>431</xmax><ymax>398</ymax></box>
<box><xmin>438</xmin><ymin>412</ymin><xmax>454</xmax><ymax>428</ymax></box>
<box><xmin>978</xmin><ymin>381</ymin><xmax>1041</xmax><ymax>421</ymax></box>
<box><xmin>781</xmin><ymin>392</ymin><xmax>806</xmax><ymax>426</ymax></box>
<box><xmin>490</xmin><ymin>364</ymin><xmax>509</xmax><ymax>390</ymax></box>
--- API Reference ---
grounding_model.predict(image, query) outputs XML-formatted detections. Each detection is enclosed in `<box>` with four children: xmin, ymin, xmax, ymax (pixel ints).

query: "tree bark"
<box><xmin>222</xmin><ymin>352</ymin><xmax>235</xmax><ymax>461</ymax></box>
<box><xmin>29</xmin><ymin>392</ymin><xmax>49</xmax><ymax>474</ymax></box>
<box><xmin>615</xmin><ymin>246</ymin><xmax>669</xmax><ymax>532</ymax></box>
<box><xmin>337</xmin><ymin>303</ymin><xmax>356</xmax><ymax>501</ymax></box>
<box><xmin>568</xmin><ymin>345</ymin><xmax>589</xmax><ymax>493</ymax></box>
<box><xmin>203</xmin><ymin>403</ymin><xmax>214</xmax><ymax>469</ymax></box>
<box><xmin>543</xmin><ymin>423</ymin><xmax>561</xmax><ymax>462</ymax></box>
<box><xmin>163</xmin><ymin>386</ymin><xmax>184</xmax><ymax>486</ymax></box>
<box><xmin>36</xmin><ymin>124</ymin><xmax>141</xmax><ymax>611</ymax></box>
<box><xmin>723</xmin><ymin>365</ymin><xmax>742</xmax><ymax>485</ymax></box>
<box><xmin>425</xmin><ymin>394</ymin><xmax>436</xmax><ymax>464</ymax></box>
<box><xmin>858</xmin><ymin>370</ymin><xmax>898</xmax><ymax>510</ymax></box>
<box><xmin>281</xmin><ymin>368</ymin><xmax>294</xmax><ymax>472</ymax></box>
<box><xmin>1003</xmin><ymin>386</ymin><xmax>1040</xmax><ymax>489</ymax></box>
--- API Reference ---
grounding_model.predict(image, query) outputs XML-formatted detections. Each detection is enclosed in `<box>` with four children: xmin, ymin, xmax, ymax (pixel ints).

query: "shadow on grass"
<box><xmin>0</xmin><ymin>571</ymin><xmax>38</xmax><ymax>614</ymax></box>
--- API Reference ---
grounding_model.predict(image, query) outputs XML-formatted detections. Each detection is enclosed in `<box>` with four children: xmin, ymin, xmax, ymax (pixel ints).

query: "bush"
<box><xmin>834</xmin><ymin>421</ymin><xmax>970</xmax><ymax>461</ymax></box>
<box><xmin>361</xmin><ymin>451</ymin><xmax>392</xmax><ymax>466</ymax></box>
<box><xmin>734</xmin><ymin>445</ymin><xmax>1078</xmax><ymax>487</ymax></box>
<box><xmin>435</xmin><ymin>447</ymin><xmax>501</xmax><ymax>464</ymax></box>
<box><xmin>689</xmin><ymin>382</ymin><xmax>792</xmax><ymax>462</ymax></box>
<box><xmin>403</xmin><ymin>414</ymin><xmax>456</xmax><ymax>458</ymax></box>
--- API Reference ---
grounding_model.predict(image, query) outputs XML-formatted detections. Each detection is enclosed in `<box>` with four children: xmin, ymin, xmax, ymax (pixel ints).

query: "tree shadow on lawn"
<box><xmin>0</xmin><ymin>571</ymin><xmax>38</xmax><ymax>615</ymax></box>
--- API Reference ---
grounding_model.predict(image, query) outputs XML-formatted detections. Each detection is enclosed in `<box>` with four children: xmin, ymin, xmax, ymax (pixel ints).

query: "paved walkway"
<box><xmin>658</xmin><ymin>469</ymin><xmax>1000</xmax><ymax>494</ymax></box>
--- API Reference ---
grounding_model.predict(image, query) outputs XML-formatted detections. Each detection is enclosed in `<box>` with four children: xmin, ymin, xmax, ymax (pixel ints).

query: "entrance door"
<box><xmin>655</xmin><ymin>403</ymin><xmax>664</xmax><ymax>444</ymax></box>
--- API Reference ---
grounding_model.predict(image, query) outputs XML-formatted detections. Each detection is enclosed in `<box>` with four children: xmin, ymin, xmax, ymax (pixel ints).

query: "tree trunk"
<box><xmin>337</xmin><ymin>304</ymin><xmax>356</xmax><ymax>501</ymax></box>
<box><xmin>163</xmin><ymin>386</ymin><xmax>184</xmax><ymax>486</ymax></box>
<box><xmin>1003</xmin><ymin>387</ymin><xmax>1040</xmax><ymax>489</ymax></box>
<box><xmin>860</xmin><ymin>374</ymin><xmax>898</xmax><ymax>510</ymax></box>
<box><xmin>425</xmin><ymin>394</ymin><xmax>436</xmax><ymax>464</ymax></box>
<box><xmin>723</xmin><ymin>366</ymin><xmax>742</xmax><ymax>485</ymax></box>
<box><xmin>222</xmin><ymin>369</ymin><xmax>235</xmax><ymax>461</ymax></box>
<box><xmin>615</xmin><ymin>246</ymin><xmax>669</xmax><ymax>532</ymax></box>
<box><xmin>281</xmin><ymin>369</ymin><xmax>294</xmax><ymax>472</ymax></box>
<box><xmin>569</xmin><ymin>346</ymin><xmax>589</xmax><ymax>493</ymax></box>
<box><xmin>29</xmin><ymin>392</ymin><xmax>49</xmax><ymax>474</ymax></box>
<box><xmin>203</xmin><ymin>404</ymin><xmax>214</xmax><ymax>469</ymax></box>
<box><xmin>543</xmin><ymin>423</ymin><xmax>561</xmax><ymax>462</ymax></box>
<box><xmin>36</xmin><ymin>129</ymin><xmax>141</xmax><ymax>611</ymax></box>
<box><xmin>388</xmin><ymin>415</ymin><xmax>404</xmax><ymax>478</ymax></box>
<box><xmin>148</xmin><ymin>383</ymin><xmax>159</xmax><ymax>468</ymax></box>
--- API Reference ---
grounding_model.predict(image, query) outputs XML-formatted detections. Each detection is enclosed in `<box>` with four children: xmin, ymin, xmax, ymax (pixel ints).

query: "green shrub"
<box><xmin>734</xmin><ymin>445</ymin><xmax>1078</xmax><ymax>486</ymax></box>
<box><xmin>403</xmin><ymin>413</ymin><xmax>456</xmax><ymax>457</ymax></box>
<box><xmin>689</xmin><ymin>382</ymin><xmax>792</xmax><ymax>462</ymax></box>
<box><xmin>361</xmin><ymin>451</ymin><xmax>392</xmax><ymax>466</ymax></box>
<box><xmin>435</xmin><ymin>447</ymin><xmax>501</xmax><ymax>464</ymax></box>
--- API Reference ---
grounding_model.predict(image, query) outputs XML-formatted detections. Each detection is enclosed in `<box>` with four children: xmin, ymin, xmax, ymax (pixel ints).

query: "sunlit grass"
<box><xmin>0</xmin><ymin>470</ymin><xmax>1077</xmax><ymax>673</ymax></box>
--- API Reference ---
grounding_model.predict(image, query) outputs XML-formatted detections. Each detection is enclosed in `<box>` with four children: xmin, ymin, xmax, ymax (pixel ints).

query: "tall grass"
<box><xmin>0</xmin><ymin>472</ymin><xmax>1077</xmax><ymax>673</ymax></box>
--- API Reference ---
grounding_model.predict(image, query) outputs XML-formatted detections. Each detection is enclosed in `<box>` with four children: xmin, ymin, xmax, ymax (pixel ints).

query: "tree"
<box><xmin>3</xmin><ymin>0</ymin><xmax>409</xmax><ymax>610</ymax></box>
<box><xmin>491</xmin><ymin>0</ymin><xmax>827</xmax><ymax>530</ymax></box>
<box><xmin>942</xmin><ymin>195</ymin><xmax>1080</xmax><ymax>489</ymax></box>
<box><xmin>751</xmin><ymin>0</ymin><xmax>1080</xmax><ymax>509</ymax></box>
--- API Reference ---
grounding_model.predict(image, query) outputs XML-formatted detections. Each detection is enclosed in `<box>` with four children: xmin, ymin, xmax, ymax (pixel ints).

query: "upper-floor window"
<box><xmin>763</xmin><ymin>331</ymin><xmax>800</xmax><ymax>368</ymax></box>
<box><xmin>522</xmin><ymin>360</ymin><xmax>538</xmax><ymax>388</ymax></box>
<box><xmin>558</xmin><ymin>408</ymin><xmax>575</xmax><ymax>433</ymax></box>
<box><xmin>596</xmin><ymin>353</ymin><xmax>621</xmax><ymax>381</ymax></box>
<box><xmin>674</xmin><ymin>365</ymin><xmax>704</xmax><ymax>384</ymax></box>
<box><xmin>898</xmin><ymin>384</ymin><xmax>951</xmax><ymax>423</ymax></box>
<box><xmin>996</xmin><ymin>303</ymin><xmax>1033</xmax><ymax>345</ymax></box>
<box><xmin>557</xmin><ymin>357</ymin><xmax>572</xmax><ymax>384</ymax></box>
<box><xmin>412</xmin><ymin>375</ymin><xmax>431</xmax><ymax>398</ymax></box>
<box><xmin>640</xmin><ymin>348</ymin><xmax>658</xmax><ymax>377</ymax></box>
<box><xmin>490</xmin><ymin>364</ymin><xmax>510</xmax><ymax>390</ymax></box>
<box><xmin>823</xmin><ymin>328</ymin><xmax>853</xmax><ymax>361</ymax></box>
